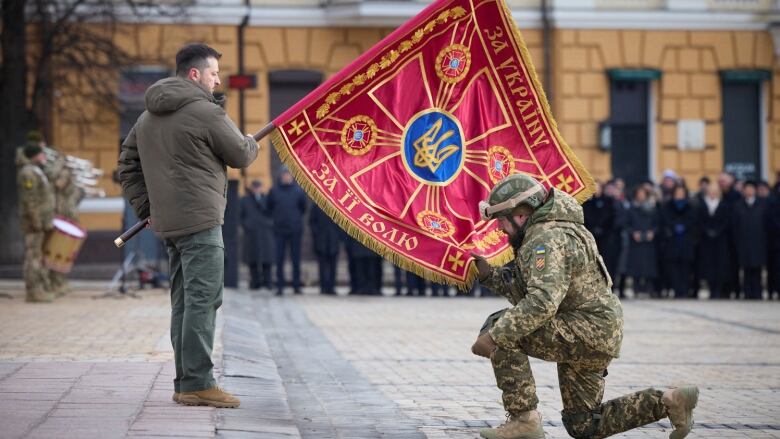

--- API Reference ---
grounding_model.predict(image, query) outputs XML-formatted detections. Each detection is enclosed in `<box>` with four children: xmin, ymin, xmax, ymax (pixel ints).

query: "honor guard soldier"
<box><xmin>17</xmin><ymin>140</ymin><xmax>56</xmax><ymax>303</ymax></box>
<box><xmin>470</xmin><ymin>173</ymin><xmax>699</xmax><ymax>439</ymax></box>
<box><xmin>37</xmin><ymin>133</ymin><xmax>83</xmax><ymax>296</ymax></box>
<box><xmin>47</xmin><ymin>153</ymin><xmax>80</xmax><ymax>296</ymax></box>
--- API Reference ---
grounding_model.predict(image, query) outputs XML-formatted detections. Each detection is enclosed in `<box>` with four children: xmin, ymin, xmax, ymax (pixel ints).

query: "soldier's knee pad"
<box><xmin>561</xmin><ymin>410</ymin><xmax>601</xmax><ymax>439</ymax></box>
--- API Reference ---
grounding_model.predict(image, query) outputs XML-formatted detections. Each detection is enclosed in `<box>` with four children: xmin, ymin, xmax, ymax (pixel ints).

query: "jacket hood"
<box><xmin>528</xmin><ymin>188</ymin><xmax>584</xmax><ymax>226</ymax></box>
<box><xmin>145</xmin><ymin>77</ymin><xmax>214</xmax><ymax>114</ymax></box>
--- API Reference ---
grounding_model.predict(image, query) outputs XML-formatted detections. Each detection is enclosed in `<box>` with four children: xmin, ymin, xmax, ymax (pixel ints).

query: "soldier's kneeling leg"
<box><xmin>561</xmin><ymin>410</ymin><xmax>601</xmax><ymax>439</ymax></box>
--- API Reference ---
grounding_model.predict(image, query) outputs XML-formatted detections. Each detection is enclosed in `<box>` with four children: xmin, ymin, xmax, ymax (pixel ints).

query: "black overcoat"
<box><xmin>658</xmin><ymin>200</ymin><xmax>698</xmax><ymax>262</ymax></box>
<box><xmin>733</xmin><ymin>199</ymin><xmax>768</xmax><ymax>269</ymax></box>
<box><xmin>625</xmin><ymin>204</ymin><xmax>657</xmax><ymax>278</ymax></box>
<box><xmin>695</xmin><ymin>200</ymin><xmax>731</xmax><ymax>283</ymax></box>
<box><xmin>309</xmin><ymin>206</ymin><xmax>343</xmax><ymax>257</ymax></box>
<box><xmin>267</xmin><ymin>182</ymin><xmax>307</xmax><ymax>235</ymax></box>
<box><xmin>240</xmin><ymin>194</ymin><xmax>275</xmax><ymax>264</ymax></box>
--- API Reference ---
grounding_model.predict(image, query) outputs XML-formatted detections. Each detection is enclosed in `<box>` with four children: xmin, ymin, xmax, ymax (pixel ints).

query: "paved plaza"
<box><xmin>0</xmin><ymin>282</ymin><xmax>778</xmax><ymax>438</ymax></box>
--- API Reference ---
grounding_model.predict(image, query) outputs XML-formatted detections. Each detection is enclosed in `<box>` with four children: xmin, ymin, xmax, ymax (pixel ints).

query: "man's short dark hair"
<box><xmin>176</xmin><ymin>43</ymin><xmax>222</xmax><ymax>77</ymax></box>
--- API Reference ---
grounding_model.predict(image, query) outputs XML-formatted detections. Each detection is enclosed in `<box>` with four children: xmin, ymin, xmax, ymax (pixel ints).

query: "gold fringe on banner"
<box><xmin>500</xmin><ymin>1</ymin><xmax>596</xmax><ymax>204</ymax></box>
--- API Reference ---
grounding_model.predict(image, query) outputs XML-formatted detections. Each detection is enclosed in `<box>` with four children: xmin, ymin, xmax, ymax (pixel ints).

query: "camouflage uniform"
<box><xmin>43</xmin><ymin>151</ymin><xmax>82</xmax><ymax>295</ymax></box>
<box><xmin>17</xmin><ymin>151</ymin><xmax>56</xmax><ymax>302</ymax></box>
<box><xmin>481</xmin><ymin>188</ymin><xmax>668</xmax><ymax>438</ymax></box>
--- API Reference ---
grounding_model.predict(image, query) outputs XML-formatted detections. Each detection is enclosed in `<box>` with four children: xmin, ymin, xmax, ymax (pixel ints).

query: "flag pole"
<box><xmin>115</xmin><ymin>122</ymin><xmax>277</xmax><ymax>248</ymax></box>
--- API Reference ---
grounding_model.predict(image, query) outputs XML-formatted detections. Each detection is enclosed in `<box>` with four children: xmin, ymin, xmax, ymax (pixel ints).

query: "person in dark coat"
<box><xmin>718</xmin><ymin>172</ymin><xmax>742</xmax><ymax>296</ymax></box>
<box><xmin>658</xmin><ymin>185</ymin><xmax>698</xmax><ymax>299</ymax></box>
<box><xmin>370</xmin><ymin>256</ymin><xmax>384</xmax><ymax>296</ymax></box>
<box><xmin>767</xmin><ymin>186</ymin><xmax>780</xmax><ymax>300</ymax></box>
<box><xmin>240</xmin><ymin>180</ymin><xmax>274</xmax><ymax>289</ymax></box>
<box><xmin>694</xmin><ymin>184</ymin><xmax>731</xmax><ymax>299</ymax></box>
<box><xmin>607</xmin><ymin>179</ymin><xmax>630</xmax><ymax>297</ymax></box>
<box><xmin>583</xmin><ymin>181</ymin><xmax>620</xmax><ymax>280</ymax></box>
<box><xmin>343</xmin><ymin>235</ymin><xmax>377</xmax><ymax>295</ymax></box>
<box><xmin>405</xmin><ymin>271</ymin><xmax>427</xmax><ymax>296</ymax></box>
<box><xmin>624</xmin><ymin>186</ymin><xmax>658</xmax><ymax>297</ymax></box>
<box><xmin>430</xmin><ymin>281</ymin><xmax>451</xmax><ymax>297</ymax></box>
<box><xmin>309</xmin><ymin>206</ymin><xmax>342</xmax><ymax>295</ymax></box>
<box><xmin>267</xmin><ymin>169</ymin><xmax>307</xmax><ymax>295</ymax></box>
<box><xmin>733</xmin><ymin>181</ymin><xmax>768</xmax><ymax>300</ymax></box>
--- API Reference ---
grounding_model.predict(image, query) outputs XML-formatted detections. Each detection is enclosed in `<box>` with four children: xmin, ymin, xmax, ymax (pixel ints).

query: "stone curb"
<box><xmin>217</xmin><ymin>289</ymin><xmax>301</xmax><ymax>439</ymax></box>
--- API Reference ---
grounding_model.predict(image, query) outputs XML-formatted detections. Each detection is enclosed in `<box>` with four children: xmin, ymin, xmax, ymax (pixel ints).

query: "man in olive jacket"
<box><xmin>118</xmin><ymin>43</ymin><xmax>257</xmax><ymax>408</ymax></box>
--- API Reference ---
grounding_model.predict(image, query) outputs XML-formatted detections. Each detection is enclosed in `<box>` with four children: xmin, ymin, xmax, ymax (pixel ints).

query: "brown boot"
<box><xmin>178</xmin><ymin>386</ymin><xmax>240</xmax><ymax>408</ymax></box>
<box><xmin>479</xmin><ymin>410</ymin><xmax>545</xmax><ymax>439</ymax></box>
<box><xmin>25</xmin><ymin>291</ymin><xmax>54</xmax><ymax>303</ymax></box>
<box><xmin>172</xmin><ymin>392</ymin><xmax>180</xmax><ymax>403</ymax></box>
<box><xmin>662</xmin><ymin>386</ymin><xmax>699</xmax><ymax>439</ymax></box>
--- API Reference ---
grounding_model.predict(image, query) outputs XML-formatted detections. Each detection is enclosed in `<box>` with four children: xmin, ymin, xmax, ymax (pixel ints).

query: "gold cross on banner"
<box><xmin>447</xmin><ymin>251</ymin><xmax>465</xmax><ymax>271</ymax></box>
<box><xmin>288</xmin><ymin>119</ymin><xmax>305</xmax><ymax>136</ymax></box>
<box><xmin>556</xmin><ymin>174</ymin><xmax>574</xmax><ymax>192</ymax></box>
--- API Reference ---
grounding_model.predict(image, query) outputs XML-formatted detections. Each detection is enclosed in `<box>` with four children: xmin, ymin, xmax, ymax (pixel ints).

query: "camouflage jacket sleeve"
<box><xmin>481</xmin><ymin>263</ymin><xmax>526</xmax><ymax>305</ymax></box>
<box><xmin>117</xmin><ymin>126</ymin><xmax>150</xmax><ymax>219</ymax></box>
<box><xmin>488</xmin><ymin>231</ymin><xmax>582</xmax><ymax>348</ymax></box>
<box><xmin>17</xmin><ymin>168</ymin><xmax>53</xmax><ymax>232</ymax></box>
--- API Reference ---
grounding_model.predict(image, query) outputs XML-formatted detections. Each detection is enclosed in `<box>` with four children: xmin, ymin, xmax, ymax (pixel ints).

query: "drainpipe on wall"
<box><xmin>541</xmin><ymin>0</ymin><xmax>553</xmax><ymax>109</ymax></box>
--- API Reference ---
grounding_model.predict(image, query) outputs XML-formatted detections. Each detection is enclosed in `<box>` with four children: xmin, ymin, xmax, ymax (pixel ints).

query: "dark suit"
<box><xmin>267</xmin><ymin>181</ymin><xmax>307</xmax><ymax>293</ymax></box>
<box><xmin>733</xmin><ymin>198</ymin><xmax>768</xmax><ymax>299</ymax></box>
<box><xmin>240</xmin><ymin>193</ymin><xmax>274</xmax><ymax>289</ymax></box>
<box><xmin>658</xmin><ymin>199</ymin><xmax>698</xmax><ymax>298</ymax></box>
<box><xmin>309</xmin><ymin>207</ymin><xmax>342</xmax><ymax>294</ymax></box>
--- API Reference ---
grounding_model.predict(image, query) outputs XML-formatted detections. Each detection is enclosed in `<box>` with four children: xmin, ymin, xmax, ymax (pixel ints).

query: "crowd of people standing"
<box><xmin>242</xmin><ymin>167</ymin><xmax>780</xmax><ymax>300</ymax></box>
<box><xmin>584</xmin><ymin>170</ymin><xmax>780</xmax><ymax>300</ymax></box>
<box><xmin>239</xmin><ymin>168</ymin><xmax>489</xmax><ymax>297</ymax></box>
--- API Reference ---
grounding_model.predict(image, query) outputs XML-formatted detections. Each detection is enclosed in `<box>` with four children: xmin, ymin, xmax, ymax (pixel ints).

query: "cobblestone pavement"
<box><xmin>2</xmin><ymin>283</ymin><xmax>780</xmax><ymax>438</ymax></box>
<box><xmin>0</xmin><ymin>287</ymin><xmax>219</xmax><ymax>439</ymax></box>
<box><xmin>294</xmin><ymin>294</ymin><xmax>780</xmax><ymax>438</ymax></box>
<box><xmin>0</xmin><ymin>288</ymin><xmax>173</xmax><ymax>362</ymax></box>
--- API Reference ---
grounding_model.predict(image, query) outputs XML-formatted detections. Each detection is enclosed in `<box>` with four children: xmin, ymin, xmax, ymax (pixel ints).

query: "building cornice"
<box><xmin>112</xmin><ymin>2</ymin><xmax>778</xmax><ymax>31</ymax></box>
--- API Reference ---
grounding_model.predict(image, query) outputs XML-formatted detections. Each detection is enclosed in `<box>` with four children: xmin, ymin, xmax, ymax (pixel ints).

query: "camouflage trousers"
<box><xmin>480</xmin><ymin>309</ymin><xmax>667</xmax><ymax>439</ymax></box>
<box><xmin>23</xmin><ymin>232</ymin><xmax>51</xmax><ymax>299</ymax></box>
<box><xmin>49</xmin><ymin>270</ymin><xmax>70</xmax><ymax>295</ymax></box>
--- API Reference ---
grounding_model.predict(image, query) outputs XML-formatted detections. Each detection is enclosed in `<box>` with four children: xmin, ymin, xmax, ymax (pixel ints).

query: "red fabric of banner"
<box><xmin>270</xmin><ymin>0</ymin><xmax>594</xmax><ymax>289</ymax></box>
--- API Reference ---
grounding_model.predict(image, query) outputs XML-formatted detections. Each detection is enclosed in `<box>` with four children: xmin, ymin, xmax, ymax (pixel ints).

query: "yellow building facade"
<box><xmin>47</xmin><ymin>0</ymin><xmax>778</xmax><ymax>232</ymax></box>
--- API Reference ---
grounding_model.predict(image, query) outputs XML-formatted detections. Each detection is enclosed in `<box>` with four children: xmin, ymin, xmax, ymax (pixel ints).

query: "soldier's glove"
<box><xmin>471</xmin><ymin>332</ymin><xmax>498</xmax><ymax>359</ymax></box>
<box><xmin>470</xmin><ymin>253</ymin><xmax>491</xmax><ymax>281</ymax></box>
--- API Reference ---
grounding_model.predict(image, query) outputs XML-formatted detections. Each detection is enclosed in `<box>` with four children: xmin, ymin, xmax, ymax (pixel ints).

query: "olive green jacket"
<box><xmin>118</xmin><ymin>77</ymin><xmax>257</xmax><ymax>238</ymax></box>
<box><xmin>482</xmin><ymin>189</ymin><xmax>624</xmax><ymax>358</ymax></box>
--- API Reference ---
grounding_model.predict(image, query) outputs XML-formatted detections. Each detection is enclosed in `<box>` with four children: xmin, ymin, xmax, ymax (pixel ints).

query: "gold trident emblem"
<box><xmin>413</xmin><ymin>118</ymin><xmax>459</xmax><ymax>173</ymax></box>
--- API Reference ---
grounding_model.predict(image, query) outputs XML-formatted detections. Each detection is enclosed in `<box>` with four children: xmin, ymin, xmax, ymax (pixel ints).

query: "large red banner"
<box><xmin>270</xmin><ymin>0</ymin><xmax>595</xmax><ymax>289</ymax></box>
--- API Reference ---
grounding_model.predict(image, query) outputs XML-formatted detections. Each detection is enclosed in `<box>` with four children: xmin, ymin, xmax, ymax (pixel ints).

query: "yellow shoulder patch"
<box><xmin>22</xmin><ymin>177</ymin><xmax>34</xmax><ymax>190</ymax></box>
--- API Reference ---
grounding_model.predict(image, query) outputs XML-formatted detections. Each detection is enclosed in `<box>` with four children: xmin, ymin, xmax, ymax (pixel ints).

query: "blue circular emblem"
<box><xmin>353</xmin><ymin>130</ymin><xmax>364</xmax><ymax>141</ymax></box>
<box><xmin>402</xmin><ymin>109</ymin><xmax>465</xmax><ymax>185</ymax></box>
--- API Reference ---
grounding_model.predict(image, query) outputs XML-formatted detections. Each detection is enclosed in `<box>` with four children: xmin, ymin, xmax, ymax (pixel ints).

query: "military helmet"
<box><xmin>479</xmin><ymin>173</ymin><xmax>548</xmax><ymax>220</ymax></box>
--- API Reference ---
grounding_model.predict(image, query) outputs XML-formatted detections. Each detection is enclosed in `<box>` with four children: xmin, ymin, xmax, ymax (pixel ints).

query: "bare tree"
<box><xmin>0</xmin><ymin>0</ymin><xmax>191</xmax><ymax>263</ymax></box>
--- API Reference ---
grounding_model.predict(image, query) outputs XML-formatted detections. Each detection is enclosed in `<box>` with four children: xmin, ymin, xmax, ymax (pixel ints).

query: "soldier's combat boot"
<box><xmin>172</xmin><ymin>392</ymin><xmax>180</xmax><ymax>403</ymax></box>
<box><xmin>178</xmin><ymin>386</ymin><xmax>240</xmax><ymax>408</ymax></box>
<box><xmin>479</xmin><ymin>410</ymin><xmax>545</xmax><ymax>439</ymax></box>
<box><xmin>662</xmin><ymin>386</ymin><xmax>699</xmax><ymax>439</ymax></box>
<box><xmin>25</xmin><ymin>291</ymin><xmax>54</xmax><ymax>303</ymax></box>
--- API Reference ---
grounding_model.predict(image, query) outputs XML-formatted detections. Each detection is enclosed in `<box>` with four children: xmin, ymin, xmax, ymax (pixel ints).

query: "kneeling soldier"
<box><xmin>471</xmin><ymin>173</ymin><xmax>698</xmax><ymax>439</ymax></box>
